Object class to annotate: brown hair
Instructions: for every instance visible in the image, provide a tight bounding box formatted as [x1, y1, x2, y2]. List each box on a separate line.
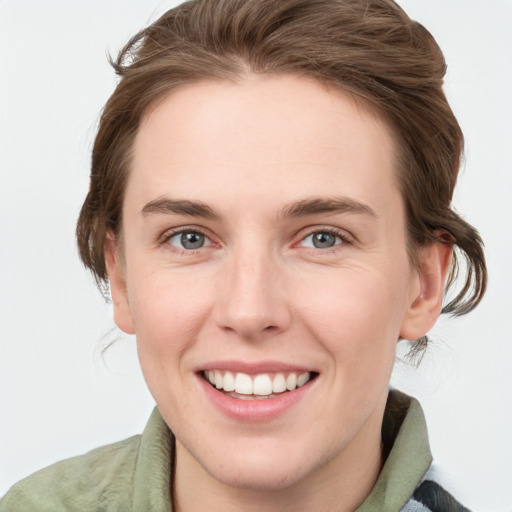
[77, 0, 486, 325]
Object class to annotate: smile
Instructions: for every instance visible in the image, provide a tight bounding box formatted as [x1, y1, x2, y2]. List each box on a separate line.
[203, 370, 316, 399]
[197, 365, 319, 422]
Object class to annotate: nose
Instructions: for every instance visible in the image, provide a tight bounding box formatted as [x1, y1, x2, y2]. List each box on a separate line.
[214, 246, 291, 341]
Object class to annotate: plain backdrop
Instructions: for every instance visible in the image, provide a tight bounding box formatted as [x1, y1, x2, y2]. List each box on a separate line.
[1, 1, 511, 510]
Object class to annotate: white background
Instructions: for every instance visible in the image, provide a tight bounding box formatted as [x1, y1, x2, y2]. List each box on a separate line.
[0, 1, 511, 510]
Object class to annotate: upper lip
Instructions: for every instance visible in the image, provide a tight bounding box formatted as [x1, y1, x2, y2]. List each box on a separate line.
[197, 360, 316, 375]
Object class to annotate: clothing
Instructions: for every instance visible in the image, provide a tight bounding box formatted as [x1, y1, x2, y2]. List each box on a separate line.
[0, 390, 469, 512]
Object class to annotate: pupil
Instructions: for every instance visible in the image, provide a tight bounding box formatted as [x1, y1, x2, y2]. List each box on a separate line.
[313, 232, 335, 248]
[181, 232, 204, 249]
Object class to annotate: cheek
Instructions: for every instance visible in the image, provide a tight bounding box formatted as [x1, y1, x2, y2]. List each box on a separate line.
[128, 270, 217, 416]
[127, 269, 214, 368]
[294, 268, 408, 436]
[295, 265, 408, 370]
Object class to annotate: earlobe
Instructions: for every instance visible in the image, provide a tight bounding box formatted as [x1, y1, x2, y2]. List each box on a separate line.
[400, 241, 453, 341]
[105, 234, 135, 335]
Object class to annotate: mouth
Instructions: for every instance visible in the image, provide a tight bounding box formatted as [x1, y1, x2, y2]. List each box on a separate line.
[201, 369, 319, 400]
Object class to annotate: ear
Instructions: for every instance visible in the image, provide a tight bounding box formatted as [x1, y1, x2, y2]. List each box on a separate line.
[399, 241, 453, 341]
[105, 233, 135, 335]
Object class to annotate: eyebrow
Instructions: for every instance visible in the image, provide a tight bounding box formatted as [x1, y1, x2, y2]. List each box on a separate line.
[280, 196, 377, 219]
[141, 198, 220, 220]
[141, 196, 376, 221]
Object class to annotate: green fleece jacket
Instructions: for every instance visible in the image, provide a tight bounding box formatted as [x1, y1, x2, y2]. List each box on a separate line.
[0, 390, 469, 511]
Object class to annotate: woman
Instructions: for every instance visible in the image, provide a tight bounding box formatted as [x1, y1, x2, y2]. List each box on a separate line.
[0, 0, 488, 510]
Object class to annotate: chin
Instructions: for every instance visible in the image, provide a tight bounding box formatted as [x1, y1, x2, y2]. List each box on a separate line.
[206, 458, 311, 491]
[181, 433, 334, 492]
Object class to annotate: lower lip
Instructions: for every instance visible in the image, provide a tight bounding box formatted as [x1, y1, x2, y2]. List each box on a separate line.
[198, 375, 315, 422]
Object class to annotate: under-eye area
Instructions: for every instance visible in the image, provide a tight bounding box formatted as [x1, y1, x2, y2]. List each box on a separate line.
[202, 370, 319, 400]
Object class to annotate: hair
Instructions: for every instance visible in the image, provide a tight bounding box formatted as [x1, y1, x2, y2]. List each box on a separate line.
[76, 0, 487, 339]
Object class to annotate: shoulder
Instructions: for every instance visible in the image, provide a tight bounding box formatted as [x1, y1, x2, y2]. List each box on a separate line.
[0, 434, 142, 512]
[401, 465, 471, 512]
[407, 479, 471, 512]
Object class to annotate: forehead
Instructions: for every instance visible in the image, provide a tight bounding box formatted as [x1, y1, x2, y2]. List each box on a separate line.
[128, 73, 400, 215]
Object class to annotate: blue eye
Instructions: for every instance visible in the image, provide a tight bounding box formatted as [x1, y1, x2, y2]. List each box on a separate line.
[168, 231, 211, 250]
[301, 231, 342, 249]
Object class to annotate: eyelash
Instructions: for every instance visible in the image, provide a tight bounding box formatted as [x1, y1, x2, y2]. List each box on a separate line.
[159, 226, 352, 255]
[296, 227, 352, 252]
[160, 227, 215, 255]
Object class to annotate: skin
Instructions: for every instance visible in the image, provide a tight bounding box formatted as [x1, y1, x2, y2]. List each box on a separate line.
[107, 74, 451, 512]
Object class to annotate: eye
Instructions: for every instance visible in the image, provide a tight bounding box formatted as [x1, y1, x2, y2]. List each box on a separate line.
[167, 231, 211, 250]
[300, 231, 344, 249]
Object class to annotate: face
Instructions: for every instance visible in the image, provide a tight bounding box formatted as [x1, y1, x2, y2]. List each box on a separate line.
[109, 74, 445, 492]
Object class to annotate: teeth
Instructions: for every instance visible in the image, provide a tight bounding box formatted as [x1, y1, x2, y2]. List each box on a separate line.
[286, 373, 297, 391]
[223, 371, 235, 392]
[214, 370, 223, 389]
[272, 373, 287, 393]
[253, 374, 273, 395]
[204, 370, 312, 396]
[297, 372, 310, 387]
[235, 373, 253, 395]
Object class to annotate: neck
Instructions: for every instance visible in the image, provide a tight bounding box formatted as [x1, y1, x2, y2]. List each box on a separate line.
[173, 414, 384, 512]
